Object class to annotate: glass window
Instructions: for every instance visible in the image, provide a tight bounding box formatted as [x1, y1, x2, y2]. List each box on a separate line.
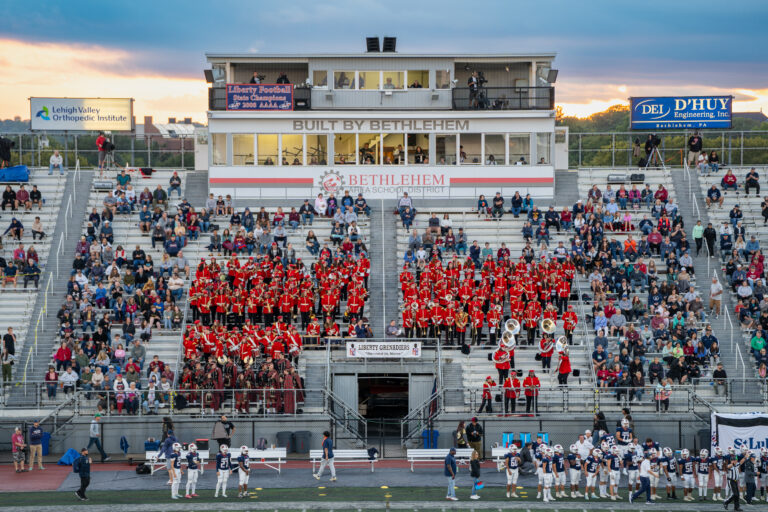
[536, 133, 551, 165]
[382, 71, 404, 90]
[212, 133, 227, 165]
[509, 134, 531, 165]
[407, 70, 429, 89]
[212, 64, 226, 86]
[312, 70, 328, 88]
[555, 128, 567, 144]
[407, 134, 429, 164]
[536, 63, 551, 86]
[435, 70, 451, 89]
[383, 133, 405, 164]
[358, 133, 381, 164]
[358, 71, 380, 90]
[334, 134, 356, 164]
[281, 134, 304, 166]
[232, 134, 254, 166]
[435, 135, 457, 165]
[484, 134, 505, 165]
[307, 134, 328, 165]
[257, 134, 278, 165]
[334, 71, 354, 89]
[459, 133, 481, 164]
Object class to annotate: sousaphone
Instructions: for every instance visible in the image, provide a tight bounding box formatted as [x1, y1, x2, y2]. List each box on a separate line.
[540, 318, 556, 335]
[504, 318, 521, 336]
[500, 330, 516, 350]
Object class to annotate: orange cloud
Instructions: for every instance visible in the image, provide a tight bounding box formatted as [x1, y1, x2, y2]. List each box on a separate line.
[0, 38, 207, 123]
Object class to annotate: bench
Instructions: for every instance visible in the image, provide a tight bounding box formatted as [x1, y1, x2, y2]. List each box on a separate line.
[145, 449, 209, 475]
[309, 449, 377, 473]
[228, 447, 287, 474]
[406, 448, 474, 472]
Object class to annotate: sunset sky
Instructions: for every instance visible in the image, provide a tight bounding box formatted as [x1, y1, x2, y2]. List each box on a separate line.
[2, 0, 766, 123]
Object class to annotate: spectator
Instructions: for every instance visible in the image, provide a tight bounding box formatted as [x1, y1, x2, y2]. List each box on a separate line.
[49, 149, 65, 175]
[745, 167, 760, 196]
[687, 132, 703, 165]
[30, 185, 43, 210]
[12, 426, 27, 473]
[74, 447, 92, 500]
[713, 362, 727, 396]
[168, 171, 182, 197]
[87, 414, 110, 462]
[654, 378, 671, 412]
[465, 417, 483, 458]
[721, 169, 738, 191]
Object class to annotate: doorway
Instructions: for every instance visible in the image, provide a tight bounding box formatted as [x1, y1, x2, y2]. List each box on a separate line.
[358, 374, 408, 436]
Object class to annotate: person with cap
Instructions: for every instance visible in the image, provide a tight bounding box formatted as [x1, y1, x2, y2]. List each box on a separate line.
[73, 447, 92, 501]
[466, 417, 484, 458]
[158, 428, 179, 484]
[629, 450, 657, 505]
[523, 369, 541, 414]
[477, 376, 496, 414]
[713, 361, 728, 396]
[745, 452, 758, 504]
[724, 451, 744, 510]
[445, 447, 458, 500]
[11, 426, 27, 472]
[28, 420, 45, 470]
[86, 413, 110, 462]
[212, 414, 235, 451]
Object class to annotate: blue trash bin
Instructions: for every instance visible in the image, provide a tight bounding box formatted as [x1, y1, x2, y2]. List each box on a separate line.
[430, 431, 440, 449]
[422, 430, 431, 449]
[41, 432, 51, 456]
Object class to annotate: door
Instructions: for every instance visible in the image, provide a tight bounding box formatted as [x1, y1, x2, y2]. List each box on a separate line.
[408, 374, 435, 414]
[333, 374, 358, 416]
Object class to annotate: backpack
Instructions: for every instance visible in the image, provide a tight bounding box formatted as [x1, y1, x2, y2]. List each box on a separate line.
[72, 457, 80, 473]
[135, 463, 151, 475]
[256, 437, 267, 451]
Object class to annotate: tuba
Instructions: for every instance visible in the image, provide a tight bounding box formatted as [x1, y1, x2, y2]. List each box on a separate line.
[500, 330, 516, 350]
[504, 318, 521, 336]
[540, 318, 556, 335]
[539, 337, 554, 354]
[555, 336, 568, 354]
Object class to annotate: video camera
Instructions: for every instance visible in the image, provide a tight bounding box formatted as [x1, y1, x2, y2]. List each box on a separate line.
[103, 140, 116, 152]
[477, 70, 488, 87]
[650, 134, 661, 147]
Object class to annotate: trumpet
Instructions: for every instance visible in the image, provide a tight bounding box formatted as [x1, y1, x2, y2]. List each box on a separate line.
[504, 318, 521, 336]
[500, 330, 516, 350]
[540, 318, 556, 335]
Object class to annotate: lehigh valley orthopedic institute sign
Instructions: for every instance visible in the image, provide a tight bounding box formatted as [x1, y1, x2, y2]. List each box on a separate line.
[346, 341, 422, 358]
[30, 97, 133, 131]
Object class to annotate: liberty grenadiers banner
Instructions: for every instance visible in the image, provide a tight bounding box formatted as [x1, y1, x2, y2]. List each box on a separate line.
[346, 341, 422, 358]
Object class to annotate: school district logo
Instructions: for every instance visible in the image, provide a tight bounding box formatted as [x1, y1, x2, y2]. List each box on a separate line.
[319, 170, 344, 194]
[36, 106, 50, 120]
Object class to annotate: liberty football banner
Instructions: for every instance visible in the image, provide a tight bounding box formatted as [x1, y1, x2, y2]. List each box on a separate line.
[346, 341, 422, 358]
[711, 412, 768, 452]
[226, 84, 293, 111]
[630, 96, 732, 129]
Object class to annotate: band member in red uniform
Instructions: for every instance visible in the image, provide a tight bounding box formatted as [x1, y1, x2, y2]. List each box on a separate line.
[402, 303, 415, 339]
[471, 307, 484, 346]
[524, 301, 541, 345]
[523, 369, 540, 414]
[539, 336, 554, 372]
[556, 348, 571, 386]
[562, 305, 578, 345]
[443, 303, 456, 344]
[298, 292, 314, 329]
[486, 304, 501, 345]
[415, 305, 430, 339]
[306, 316, 322, 344]
[502, 370, 521, 414]
[493, 345, 511, 383]
[455, 310, 469, 345]
[556, 277, 571, 314]
[478, 375, 496, 413]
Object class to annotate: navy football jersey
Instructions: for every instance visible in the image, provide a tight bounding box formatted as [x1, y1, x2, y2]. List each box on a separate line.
[567, 453, 582, 471]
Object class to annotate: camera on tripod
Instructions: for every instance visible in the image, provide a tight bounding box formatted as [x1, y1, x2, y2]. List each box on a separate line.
[476, 71, 488, 86]
[651, 134, 661, 147]
[104, 140, 116, 152]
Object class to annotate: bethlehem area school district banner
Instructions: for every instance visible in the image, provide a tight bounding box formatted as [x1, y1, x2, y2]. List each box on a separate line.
[630, 96, 732, 130]
[711, 412, 768, 452]
[346, 341, 422, 358]
[30, 98, 133, 131]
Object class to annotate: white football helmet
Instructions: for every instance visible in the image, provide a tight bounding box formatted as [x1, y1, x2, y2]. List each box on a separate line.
[727, 446, 736, 455]
[220, 444, 229, 453]
[611, 445, 620, 455]
[681, 448, 690, 458]
[601, 441, 610, 452]
[241, 445, 249, 454]
[570, 443, 578, 454]
[546, 447, 555, 457]
[714, 446, 723, 456]
[741, 445, 750, 453]
[662, 447, 673, 457]
[760, 447, 768, 457]
[649, 448, 657, 457]
[621, 418, 629, 428]
[172, 442, 181, 452]
[537, 443, 548, 454]
[509, 445, 519, 454]
[188, 443, 197, 452]
[593, 449, 603, 459]
[598, 430, 607, 438]
[554, 444, 563, 454]
[700, 449, 709, 459]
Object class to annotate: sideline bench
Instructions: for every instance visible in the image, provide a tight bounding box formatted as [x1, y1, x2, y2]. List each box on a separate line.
[309, 449, 377, 473]
[228, 447, 287, 474]
[492, 446, 513, 471]
[145, 449, 209, 475]
[406, 448, 473, 472]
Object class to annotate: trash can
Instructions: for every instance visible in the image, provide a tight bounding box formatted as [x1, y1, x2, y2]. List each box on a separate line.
[422, 430, 432, 449]
[430, 430, 440, 449]
[195, 438, 209, 451]
[276, 431, 294, 453]
[294, 431, 312, 454]
[41, 432, 51, 456]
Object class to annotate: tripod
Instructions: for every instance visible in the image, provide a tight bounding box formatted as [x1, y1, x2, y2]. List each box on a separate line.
[644, 146, 665, 170]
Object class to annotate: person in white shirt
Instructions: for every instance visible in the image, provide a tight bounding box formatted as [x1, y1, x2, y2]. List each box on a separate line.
[630, 451, 658, 504]
[709, 277, 723, 317]
[49, 150, 65, 175]
[60, 366, 79, 394]
[575, 432, 593, 460]
[314, 194, 328, 217]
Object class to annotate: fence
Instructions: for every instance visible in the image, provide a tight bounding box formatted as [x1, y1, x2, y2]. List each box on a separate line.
[570, 130, 768, 169]
[0, 131, 195, 170]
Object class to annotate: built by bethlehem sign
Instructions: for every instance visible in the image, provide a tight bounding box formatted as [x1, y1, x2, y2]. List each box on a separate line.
[226, 84, 294, 111]
[346, 341, 422, 359]
[630, 96, 732, 130]
[711, 412, 768, 452]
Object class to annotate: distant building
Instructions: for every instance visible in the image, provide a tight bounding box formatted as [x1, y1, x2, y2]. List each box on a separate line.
[733, 111, 767, 123]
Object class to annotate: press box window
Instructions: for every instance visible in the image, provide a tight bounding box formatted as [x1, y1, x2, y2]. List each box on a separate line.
[460, 133, 481, 164]
[383, 133, 405, 164]
[509, 134, 531, 165]
[484, 134, 505, 165]
[435, 135, 456, 165]
[312, 70, 328, 88]
[257, 134, 278, 165]
[211, 133, 227, 165]
[306, 134, 328, 165]
[335, 134, 356, 164]
[407, 70, 429, 88]
[232, 134, 254, 166]
[536, 133, 551, 165]
[334, 71, 354, 89]
[282, 134, 304, 165]
[435, 70, 451, 89]
[358, 71, 380, 90]
[382, 71, 404, 89]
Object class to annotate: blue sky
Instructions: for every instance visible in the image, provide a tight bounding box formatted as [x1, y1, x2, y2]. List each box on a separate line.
[2, 0, 767, 119]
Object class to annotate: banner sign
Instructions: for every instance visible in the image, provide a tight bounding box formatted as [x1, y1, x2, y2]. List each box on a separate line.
[346, 341, 422, 359]
[711, 412, 768, 452]
[30, 98, 133, 131]
[226, 84, 294, 111]
[630, 96, 732, 130]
